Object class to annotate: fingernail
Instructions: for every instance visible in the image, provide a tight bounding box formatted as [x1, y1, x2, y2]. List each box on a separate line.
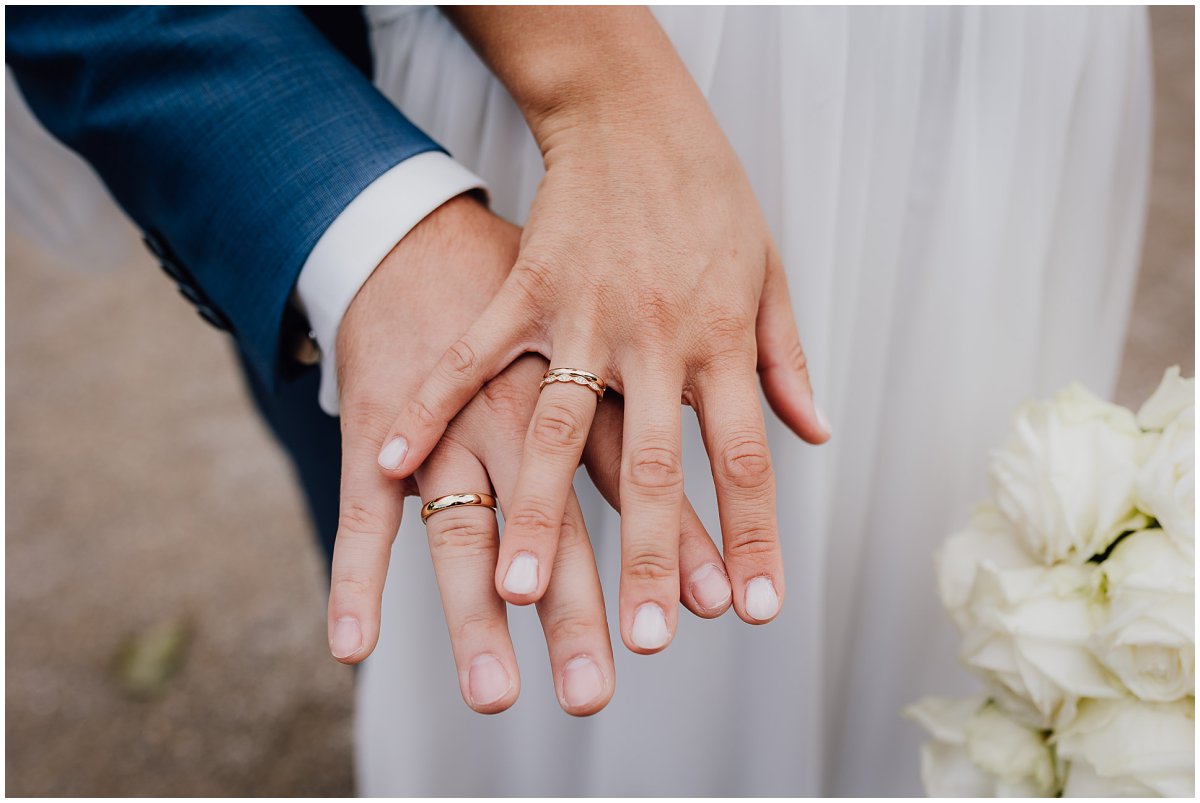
[745, 577, 780, 621]
[631, 603, 671, 650]
[562, 656, 605, 708]
[689, 564, 732, 611]
[502, 552, 539, 595]
[468, 654, 511, 706]
[377, 436, 408, 470]
[330, 616, 362, 659]
[815, 404, 832, 437]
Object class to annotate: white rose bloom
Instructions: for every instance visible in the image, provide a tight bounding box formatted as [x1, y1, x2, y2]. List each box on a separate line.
[1090, 529, 1194, 701]
[1136, 365, 1195, 431]
[1056, 697, 1195, 797]
[936, 506, 1038, 630]
[959, 561, 1122, 727]
[1136, 409, 1195, 557]
[989, 384, 1143, 564]
[906, 696, 1057, 796]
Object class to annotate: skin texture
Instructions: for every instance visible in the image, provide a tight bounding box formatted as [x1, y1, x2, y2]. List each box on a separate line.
[326, 194, 732, 715]
[376, 8, 830, 653]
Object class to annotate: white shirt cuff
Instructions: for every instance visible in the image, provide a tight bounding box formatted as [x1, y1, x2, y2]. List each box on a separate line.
[295, 151, 487, 416]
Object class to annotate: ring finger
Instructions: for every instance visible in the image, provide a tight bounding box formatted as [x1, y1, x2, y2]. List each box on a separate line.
[418, 444, 520, 714]
[693, 366, 784, 624]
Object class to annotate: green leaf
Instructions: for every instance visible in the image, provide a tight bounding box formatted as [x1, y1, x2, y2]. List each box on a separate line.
[112, 617, 192, 698]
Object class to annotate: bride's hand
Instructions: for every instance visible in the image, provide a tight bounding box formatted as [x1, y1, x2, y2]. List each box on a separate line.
[376, 8, 830, 652]
[327, 194, 732, 710]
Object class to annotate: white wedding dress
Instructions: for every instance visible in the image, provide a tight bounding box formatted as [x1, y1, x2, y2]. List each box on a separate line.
[358, 6, 1152, 796]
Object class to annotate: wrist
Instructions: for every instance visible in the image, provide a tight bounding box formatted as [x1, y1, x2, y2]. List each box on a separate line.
[445, 7, 699, 151]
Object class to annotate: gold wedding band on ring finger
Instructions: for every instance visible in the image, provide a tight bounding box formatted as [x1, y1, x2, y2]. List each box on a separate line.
[421, 492, 499, 524]
[540, 368, 607, 401]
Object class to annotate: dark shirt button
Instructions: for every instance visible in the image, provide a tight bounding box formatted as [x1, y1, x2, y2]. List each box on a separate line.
[142, 233, 166, 260]
[196, 305, 228, 331]
[177, 283, 202, 306]
[159, 259, 184, 282]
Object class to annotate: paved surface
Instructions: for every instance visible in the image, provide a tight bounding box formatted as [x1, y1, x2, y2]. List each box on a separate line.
[5, 9, 1193, 796]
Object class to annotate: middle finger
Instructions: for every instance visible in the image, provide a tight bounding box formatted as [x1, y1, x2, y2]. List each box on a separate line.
[617, 365, 686, 654]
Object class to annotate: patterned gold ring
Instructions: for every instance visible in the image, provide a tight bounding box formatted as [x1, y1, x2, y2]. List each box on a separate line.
[420, 492, 498, 525]
[539, 368, 607, 401]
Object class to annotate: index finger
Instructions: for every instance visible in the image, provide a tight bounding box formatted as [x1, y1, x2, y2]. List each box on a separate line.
[327, 409, 407, 664]
[376, 283, 532, 479]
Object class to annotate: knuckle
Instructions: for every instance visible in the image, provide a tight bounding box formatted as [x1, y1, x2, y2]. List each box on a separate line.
[724, 525, 779, 560]
[705, 307, 754, 344]
[442, 338, 479, 379]
[633, 287, 682, 335]
[406, 396, 439, 429]
[506, 496, 561, 536]
[343, 400, 395, 440]
[626, 441, 684, 495]
[338, 497, 391, 539]
[480, 377, 529, 420]
[531, 401, 587, 452]
[452, 610, 500, 645]
[545, 610, 598, 644]
[331, 573, 373, 603]
[556, 511, 585, 547]
[508, 257, 557, 303]
[695, 344, 752, 380]
[427, 513, 495, 559]
[624, 549, 678, 584]
[716, 432, 773, 491]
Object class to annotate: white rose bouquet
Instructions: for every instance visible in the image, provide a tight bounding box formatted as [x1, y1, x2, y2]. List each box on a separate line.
[908, 367, 1195, 797]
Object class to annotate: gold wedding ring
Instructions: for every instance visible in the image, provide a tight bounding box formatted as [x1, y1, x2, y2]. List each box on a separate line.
[420, 492, 498, 524]
[539, 368, 607, 401]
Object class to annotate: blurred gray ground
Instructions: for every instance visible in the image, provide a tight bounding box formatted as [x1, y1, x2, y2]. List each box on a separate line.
[5, 9, 1194, 796]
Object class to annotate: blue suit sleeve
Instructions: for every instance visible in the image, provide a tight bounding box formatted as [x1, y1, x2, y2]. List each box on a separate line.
[6, 6, 443, 387]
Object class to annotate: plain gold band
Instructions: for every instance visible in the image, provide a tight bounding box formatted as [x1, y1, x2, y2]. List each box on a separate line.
[420, 492, 498, 524]
[539, 368, 607, 401]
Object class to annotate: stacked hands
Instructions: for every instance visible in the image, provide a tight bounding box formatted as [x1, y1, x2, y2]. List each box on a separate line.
[325, 8, 830, 716]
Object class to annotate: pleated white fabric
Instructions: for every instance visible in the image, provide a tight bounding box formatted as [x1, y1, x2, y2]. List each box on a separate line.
[359, 6, 1152, 796]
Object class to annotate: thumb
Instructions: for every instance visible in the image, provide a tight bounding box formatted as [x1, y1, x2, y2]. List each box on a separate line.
[755, 251, 831, 444]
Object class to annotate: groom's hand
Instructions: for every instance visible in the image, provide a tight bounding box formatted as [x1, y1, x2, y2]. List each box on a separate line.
[326, 193, 513, 665]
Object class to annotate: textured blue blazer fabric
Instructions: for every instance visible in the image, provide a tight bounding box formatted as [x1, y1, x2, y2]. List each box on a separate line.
[6, 5, 443, 387]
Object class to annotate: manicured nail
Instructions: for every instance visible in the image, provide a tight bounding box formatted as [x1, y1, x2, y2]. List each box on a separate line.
[330, 616, 362, 659]
[745, 577, 780, 621]
[631, 603, 671, 650]
[562, 656, 605, 709]
[502, 552, 539, 595]
[815, 404, 832, 437]
[377, 436, 408, 470]
[689, 564, 732, 611]
[468, 654, 511, 706]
